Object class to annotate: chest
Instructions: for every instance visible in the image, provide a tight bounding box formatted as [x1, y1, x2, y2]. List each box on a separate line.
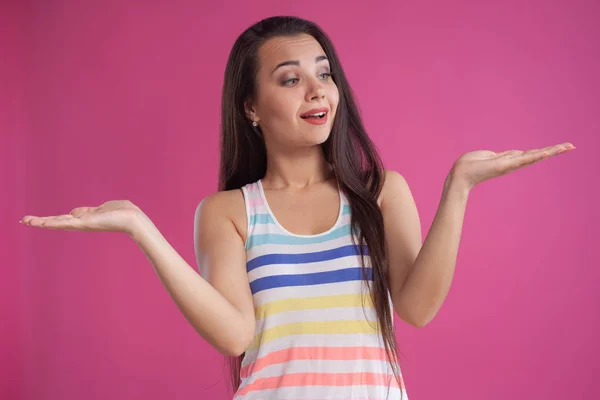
[264, 188, 341, 236]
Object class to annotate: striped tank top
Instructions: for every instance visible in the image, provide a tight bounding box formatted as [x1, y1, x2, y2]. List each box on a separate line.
[234, 178, 408, 400]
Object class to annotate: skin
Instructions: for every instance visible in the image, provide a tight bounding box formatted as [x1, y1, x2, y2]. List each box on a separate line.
[20, 33, 576, 348]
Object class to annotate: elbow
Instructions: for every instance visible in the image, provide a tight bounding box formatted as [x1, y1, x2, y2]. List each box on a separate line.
[412, 318, 429, 329]
[219, 329, 254, 357]
[397, 302, 435, 328]
[221, 337, 252, 357]
[412, 312, 436, 328]
[401, 310, 431, 329]
[219, 346, 242, 358]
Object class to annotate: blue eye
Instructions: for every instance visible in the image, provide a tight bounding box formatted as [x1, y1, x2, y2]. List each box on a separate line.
[319, 72, 333, 80]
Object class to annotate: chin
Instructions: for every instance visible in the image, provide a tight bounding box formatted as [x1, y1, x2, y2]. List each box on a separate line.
[301, 129, 332, 146]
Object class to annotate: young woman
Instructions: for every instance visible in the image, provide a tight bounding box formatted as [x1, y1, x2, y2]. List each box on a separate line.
[20, 15, 574, 400]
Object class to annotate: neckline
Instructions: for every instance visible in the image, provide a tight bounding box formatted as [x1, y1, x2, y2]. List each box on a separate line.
[257, 178, 344, 238]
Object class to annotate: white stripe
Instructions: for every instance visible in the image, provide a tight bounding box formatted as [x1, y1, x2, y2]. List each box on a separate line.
[235, 384, 407, 400]
[247, 225, 357, 259]
[255, 305, 379, 329]
[245, 358, 398, 378]
[251, 279, 373, 306]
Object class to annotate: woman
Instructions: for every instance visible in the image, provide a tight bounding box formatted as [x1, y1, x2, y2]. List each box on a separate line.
[20, 15, 574, 400]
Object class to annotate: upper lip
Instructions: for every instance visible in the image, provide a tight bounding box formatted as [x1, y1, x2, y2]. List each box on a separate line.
[300, 107, 329, 117]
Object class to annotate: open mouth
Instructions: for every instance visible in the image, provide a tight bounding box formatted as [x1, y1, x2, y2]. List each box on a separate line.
[300, 111, 328, 119]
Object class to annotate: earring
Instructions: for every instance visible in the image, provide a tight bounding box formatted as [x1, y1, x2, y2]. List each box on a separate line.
[251, 120, 263, 137]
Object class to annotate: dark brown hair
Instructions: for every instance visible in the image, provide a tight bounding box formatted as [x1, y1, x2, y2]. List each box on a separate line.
[218, 15, 404, 399]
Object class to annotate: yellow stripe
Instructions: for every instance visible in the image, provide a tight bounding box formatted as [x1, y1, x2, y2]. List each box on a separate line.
[249, 319, 381, 350]
[255, 293, 375, 319]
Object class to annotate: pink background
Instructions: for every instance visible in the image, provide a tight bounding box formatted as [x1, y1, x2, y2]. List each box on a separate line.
[3, 1, 599, 399]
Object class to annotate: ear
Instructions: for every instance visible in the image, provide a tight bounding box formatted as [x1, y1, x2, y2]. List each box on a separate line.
[244, 98, 259, 122]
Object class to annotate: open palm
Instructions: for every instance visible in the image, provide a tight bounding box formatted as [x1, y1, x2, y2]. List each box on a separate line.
[452, 142, 575, 190]
[19, 200, 142, 234]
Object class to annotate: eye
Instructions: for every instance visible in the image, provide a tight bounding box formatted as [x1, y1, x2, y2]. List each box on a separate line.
[282, 78, 299, 86]
[282, 72, 333, 87]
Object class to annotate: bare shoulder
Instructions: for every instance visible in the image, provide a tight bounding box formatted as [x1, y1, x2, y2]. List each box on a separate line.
[195, 189, 248, 244]
[379, 169, 411, 208]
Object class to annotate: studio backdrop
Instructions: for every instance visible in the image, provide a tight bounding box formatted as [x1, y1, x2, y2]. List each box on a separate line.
[3, 1, 598, 399]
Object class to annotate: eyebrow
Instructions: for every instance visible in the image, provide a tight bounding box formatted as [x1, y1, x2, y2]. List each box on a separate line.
[270, 55, 329, 75]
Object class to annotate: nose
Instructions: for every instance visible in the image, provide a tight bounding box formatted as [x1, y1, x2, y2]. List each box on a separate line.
[305, 78, 325, 101]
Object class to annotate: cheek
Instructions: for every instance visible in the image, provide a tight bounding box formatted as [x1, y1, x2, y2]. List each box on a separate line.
[260, 89, 298, 121]
[330, 87, 340, 112]
[278, 97, 299, 118]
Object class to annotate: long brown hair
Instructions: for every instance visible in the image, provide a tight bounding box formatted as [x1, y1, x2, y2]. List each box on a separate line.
[218, 16, 404, 399]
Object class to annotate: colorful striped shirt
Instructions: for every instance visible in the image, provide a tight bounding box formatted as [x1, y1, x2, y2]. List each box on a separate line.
[234, 179, 408, 400]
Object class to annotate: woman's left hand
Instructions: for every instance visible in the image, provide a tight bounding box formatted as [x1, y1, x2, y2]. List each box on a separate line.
[450, 142, 576, 191]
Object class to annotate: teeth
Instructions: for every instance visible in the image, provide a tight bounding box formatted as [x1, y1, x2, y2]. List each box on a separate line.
[304, 112, 326, 117]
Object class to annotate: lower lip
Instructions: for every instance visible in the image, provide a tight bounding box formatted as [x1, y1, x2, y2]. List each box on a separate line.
[300, 113, 328, 125]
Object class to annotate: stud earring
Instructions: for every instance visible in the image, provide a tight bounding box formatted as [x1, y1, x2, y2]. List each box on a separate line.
[251, 120, 263, 138]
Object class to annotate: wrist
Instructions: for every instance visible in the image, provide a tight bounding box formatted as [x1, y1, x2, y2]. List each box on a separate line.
[127, 210, 154, 242]
[444, 169, 471, 199]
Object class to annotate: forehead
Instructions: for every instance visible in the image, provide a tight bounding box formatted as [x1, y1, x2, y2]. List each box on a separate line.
[257, 34, 327, 70]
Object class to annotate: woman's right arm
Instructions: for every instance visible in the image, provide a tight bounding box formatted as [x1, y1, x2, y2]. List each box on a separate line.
[130, 191, 255, 356]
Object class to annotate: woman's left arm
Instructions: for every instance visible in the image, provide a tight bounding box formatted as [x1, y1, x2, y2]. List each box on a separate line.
[382, 142, 575, 328]
[381, 170, 468, 328]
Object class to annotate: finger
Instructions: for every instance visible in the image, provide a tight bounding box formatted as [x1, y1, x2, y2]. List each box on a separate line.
[38, 216, 84, 231]
[536, 143, 575, 158]
[497, 143, 575, 173]
[496, 150, 545, 172]
[511, 145, 571, 169]
[512, 143, 575, 159]
[22, 215, 75, 228]
[496, 150, 523, 157]
[20, 215, 56, 225]
[32, 215, 84, 230]
[509, 146, 556, 164]
[70, 207, 95, 216]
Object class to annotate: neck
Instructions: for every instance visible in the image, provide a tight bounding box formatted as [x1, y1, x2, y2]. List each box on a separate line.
[262, 146, 334, 189]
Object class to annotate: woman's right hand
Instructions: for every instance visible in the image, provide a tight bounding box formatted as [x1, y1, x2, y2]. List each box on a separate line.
[19, 200, 143, 236]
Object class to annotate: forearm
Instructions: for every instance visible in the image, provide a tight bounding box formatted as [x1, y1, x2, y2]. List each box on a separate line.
[397, 173, 470, 327]
[128, 212, 251, 356]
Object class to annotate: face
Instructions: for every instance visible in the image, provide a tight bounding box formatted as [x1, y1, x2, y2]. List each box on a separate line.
[245, 34, 339, 148]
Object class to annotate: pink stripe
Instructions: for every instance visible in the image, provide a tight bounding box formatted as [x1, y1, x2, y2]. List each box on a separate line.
[247, 197, 264, 207]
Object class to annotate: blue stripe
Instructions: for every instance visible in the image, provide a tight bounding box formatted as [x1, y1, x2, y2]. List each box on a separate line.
[342, 204, 351, 215]
[250, 267, 373, 294]
[247, 244, 368, 272]
[247, 224, 354, 249]
[249, 213, 274, 225]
